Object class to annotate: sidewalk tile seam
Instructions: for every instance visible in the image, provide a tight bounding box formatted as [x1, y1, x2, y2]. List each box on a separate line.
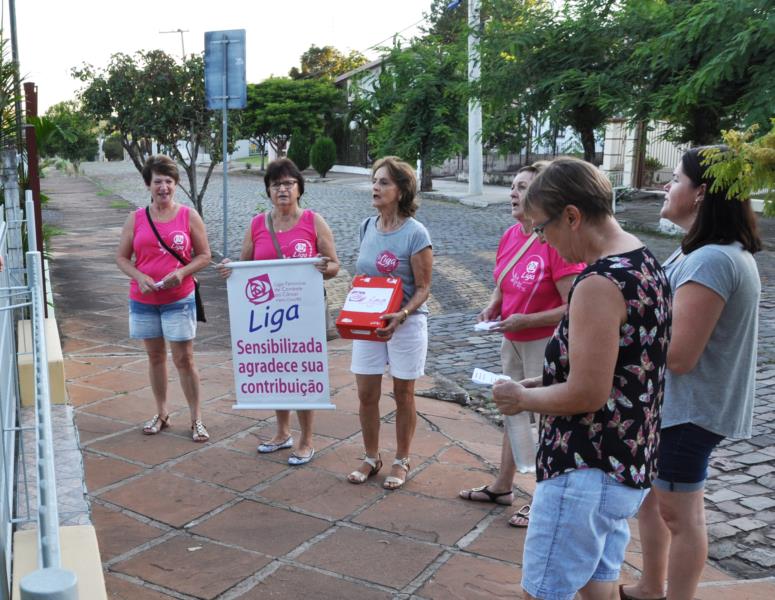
[101, 529, 179, 569]
[104, 572, 198, 600]
[401, 549, 455, 596]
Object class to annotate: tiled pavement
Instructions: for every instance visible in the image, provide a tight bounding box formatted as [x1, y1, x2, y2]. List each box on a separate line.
[43, 167, 775, 598]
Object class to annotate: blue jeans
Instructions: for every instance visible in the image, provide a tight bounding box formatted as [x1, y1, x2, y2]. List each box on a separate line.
[522, 468, 648, 600]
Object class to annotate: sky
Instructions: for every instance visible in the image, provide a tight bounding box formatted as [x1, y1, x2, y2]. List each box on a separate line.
[8, 0, 435, 112]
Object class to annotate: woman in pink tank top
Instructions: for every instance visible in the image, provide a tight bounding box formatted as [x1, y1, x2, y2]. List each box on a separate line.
[116, 155, 212, 442]
[217, 158, 339, 465]
[459, 162, 585, 527]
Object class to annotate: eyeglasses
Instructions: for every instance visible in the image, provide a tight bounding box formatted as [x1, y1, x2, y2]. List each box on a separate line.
[532, 214, 559, 240]
[270, 180, 298, 191]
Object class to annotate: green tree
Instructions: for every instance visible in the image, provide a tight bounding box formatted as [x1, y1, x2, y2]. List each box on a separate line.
[702, 120, 775, 216]
[242, 77, 343, 159]
[102, 133, 124, 161]
[627, 0, 775, 145]
[0, 35, 20, 150]
[310, 136, 337, 177]
[73, 50, 237, 215]
[287, 127, 311, 171]
[367, 36, 467, 191]
[480, 0, 643, 163]
[289, 45, 368, 80]
[39, 101, 98, 168]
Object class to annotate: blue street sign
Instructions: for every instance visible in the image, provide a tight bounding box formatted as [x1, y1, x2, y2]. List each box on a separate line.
[204, 29, 247, 109]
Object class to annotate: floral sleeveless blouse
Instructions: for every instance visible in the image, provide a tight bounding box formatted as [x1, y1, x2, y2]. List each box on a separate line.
[537, 247, 672, 489]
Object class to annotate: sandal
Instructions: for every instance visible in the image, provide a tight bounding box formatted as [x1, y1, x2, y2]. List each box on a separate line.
[348, 454, 382, 484]
[143, 414, 170, 435]
[618, 585, 665, 600]
[459, 484, 514, 506]
[257, 436, 294, 454]
[383, 457, 410, 490]
[508, 504, 531, 528]
[191, 420, 210, 443]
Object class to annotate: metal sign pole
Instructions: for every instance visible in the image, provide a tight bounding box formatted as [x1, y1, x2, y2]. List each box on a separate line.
[221, 34, 230, 258]
[205, 29, 245, 259]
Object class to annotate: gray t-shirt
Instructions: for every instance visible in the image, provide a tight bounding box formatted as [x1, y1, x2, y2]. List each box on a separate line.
[356, 216, 432, 313]
[662, 242, 760, 438]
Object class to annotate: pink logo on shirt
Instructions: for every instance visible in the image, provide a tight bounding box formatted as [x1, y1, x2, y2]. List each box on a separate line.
[168, 230, 189, 253]
[289, 239, 314, 258]
[376, 251, 399, 274]
[245, 274, 274, 305]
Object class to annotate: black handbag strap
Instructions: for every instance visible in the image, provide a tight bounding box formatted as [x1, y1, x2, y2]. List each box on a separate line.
[264, 211, 285, 259]
[145, 206, 189, 266]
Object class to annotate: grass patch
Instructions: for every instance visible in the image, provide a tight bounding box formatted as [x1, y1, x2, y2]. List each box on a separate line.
[236, 155, 268, 168]
[96, 189, 113, 197]
[109, 199, 133, 209]
[43, 224, 65, 238]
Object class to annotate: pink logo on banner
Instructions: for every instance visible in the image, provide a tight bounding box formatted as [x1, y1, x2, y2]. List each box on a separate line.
[349, 290, 366, 302]
[245, 274, 275, 305]
[376, 251, 399, 274]
[289, 239, 315, 258]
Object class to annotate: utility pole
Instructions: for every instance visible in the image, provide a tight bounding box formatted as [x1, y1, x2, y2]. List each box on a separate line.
[467, 0, 483, 196]
[160, 28, 189, 59]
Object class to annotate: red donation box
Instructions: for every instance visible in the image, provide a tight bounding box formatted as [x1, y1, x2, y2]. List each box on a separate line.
[336, 276, 403, 341]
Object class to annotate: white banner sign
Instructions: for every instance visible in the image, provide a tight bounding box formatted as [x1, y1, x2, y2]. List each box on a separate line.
[226, 258, 334, 410]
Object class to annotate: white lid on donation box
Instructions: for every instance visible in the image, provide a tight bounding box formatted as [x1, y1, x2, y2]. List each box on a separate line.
[342, 286, 396, 313]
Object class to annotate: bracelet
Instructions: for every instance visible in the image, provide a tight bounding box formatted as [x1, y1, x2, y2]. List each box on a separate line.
[401, 309, 409, 323]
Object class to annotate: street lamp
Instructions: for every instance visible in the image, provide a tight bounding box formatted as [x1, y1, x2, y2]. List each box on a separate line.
[160, 28, 189, 59]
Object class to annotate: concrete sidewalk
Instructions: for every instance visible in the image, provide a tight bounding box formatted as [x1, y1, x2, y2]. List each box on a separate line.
[44, 170, 774, 599]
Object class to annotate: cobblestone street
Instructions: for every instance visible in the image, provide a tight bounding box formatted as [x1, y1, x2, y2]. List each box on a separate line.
[79, 161, 775, 580]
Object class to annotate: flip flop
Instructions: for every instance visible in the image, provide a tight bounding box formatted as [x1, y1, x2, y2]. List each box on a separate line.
[508, 504, 531, 528]
[288, 448, 315, 466]
[618, 585, 665, 600]
[257, 436, 294, 453]
[459, 484, 514, 506]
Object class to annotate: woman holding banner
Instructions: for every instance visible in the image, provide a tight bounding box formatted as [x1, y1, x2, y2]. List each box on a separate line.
[116, 155, 212, 443]
[218, 158, 339, 465]
[347, 156, 433, 491]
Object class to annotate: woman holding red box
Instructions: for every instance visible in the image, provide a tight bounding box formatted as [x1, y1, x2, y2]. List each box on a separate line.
[347, 156, 433, 490]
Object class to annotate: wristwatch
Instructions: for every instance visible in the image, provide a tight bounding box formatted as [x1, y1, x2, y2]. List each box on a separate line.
[401, 309, 409, 323]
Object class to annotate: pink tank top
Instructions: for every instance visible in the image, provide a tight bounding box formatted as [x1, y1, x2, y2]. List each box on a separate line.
[251, 209, 318, 260]
[130, 206, 196, 304]
[493, 223, 585, 341]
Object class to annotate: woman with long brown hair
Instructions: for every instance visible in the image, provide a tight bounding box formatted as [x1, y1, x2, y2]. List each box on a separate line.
[622, 146, 761, 600]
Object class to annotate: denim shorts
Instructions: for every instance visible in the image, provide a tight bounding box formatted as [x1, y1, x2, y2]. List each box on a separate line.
[653, 423, 724, 492]
[522, 468, 648, 600]
[129, 293, 196, 342]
